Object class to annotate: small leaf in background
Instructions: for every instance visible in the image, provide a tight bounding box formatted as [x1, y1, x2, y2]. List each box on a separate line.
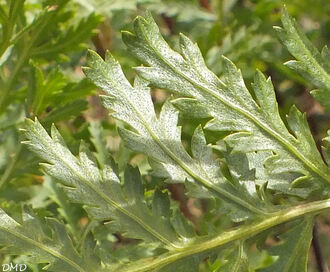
[275, 7, 330, 112]
[259, 217, 314, 272]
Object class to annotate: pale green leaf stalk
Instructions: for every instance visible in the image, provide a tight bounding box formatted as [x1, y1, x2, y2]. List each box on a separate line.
[114, 200, 330, 272]
[275, 7, 330, 112]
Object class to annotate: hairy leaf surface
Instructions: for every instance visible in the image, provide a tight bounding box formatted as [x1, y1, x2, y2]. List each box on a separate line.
[275, 7, 330, 112]
[83, 50, 265, 220]
[0, 207, 100, 272]
[22, 119, 178, 247]
[16, 7, 330, 272]
[120, 11, 330, 195]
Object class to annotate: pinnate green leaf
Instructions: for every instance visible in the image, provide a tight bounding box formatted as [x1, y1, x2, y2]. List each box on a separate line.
[83, 50, 265, 220]
[120, 11, 330, 195]
[15, 7, 330, 272]
[0, 206, 101, 272]
[22, 118, 179, 247]
[275, 7, 330, 111]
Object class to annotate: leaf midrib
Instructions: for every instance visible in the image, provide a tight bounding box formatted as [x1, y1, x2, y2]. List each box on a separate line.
[96, 57, 264, 215]
[136, 18, 330, 184]
[0, 223, 85, 272]
[33, 124, 177, 248]
[281, 16, 330, 90]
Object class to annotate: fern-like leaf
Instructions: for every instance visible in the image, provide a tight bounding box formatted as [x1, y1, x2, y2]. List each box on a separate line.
[19, 8, 330, 272]
[119, 11, 330, 195]
[0, 207, 100, 271]
[275, 7, 330, 111]
[83, 50, 265, 220]
[22, 119, 179, 247]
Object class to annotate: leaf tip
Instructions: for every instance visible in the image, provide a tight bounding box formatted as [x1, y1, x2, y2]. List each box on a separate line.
[86, 49, 103, 65]
[121, 30, 136, 45]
